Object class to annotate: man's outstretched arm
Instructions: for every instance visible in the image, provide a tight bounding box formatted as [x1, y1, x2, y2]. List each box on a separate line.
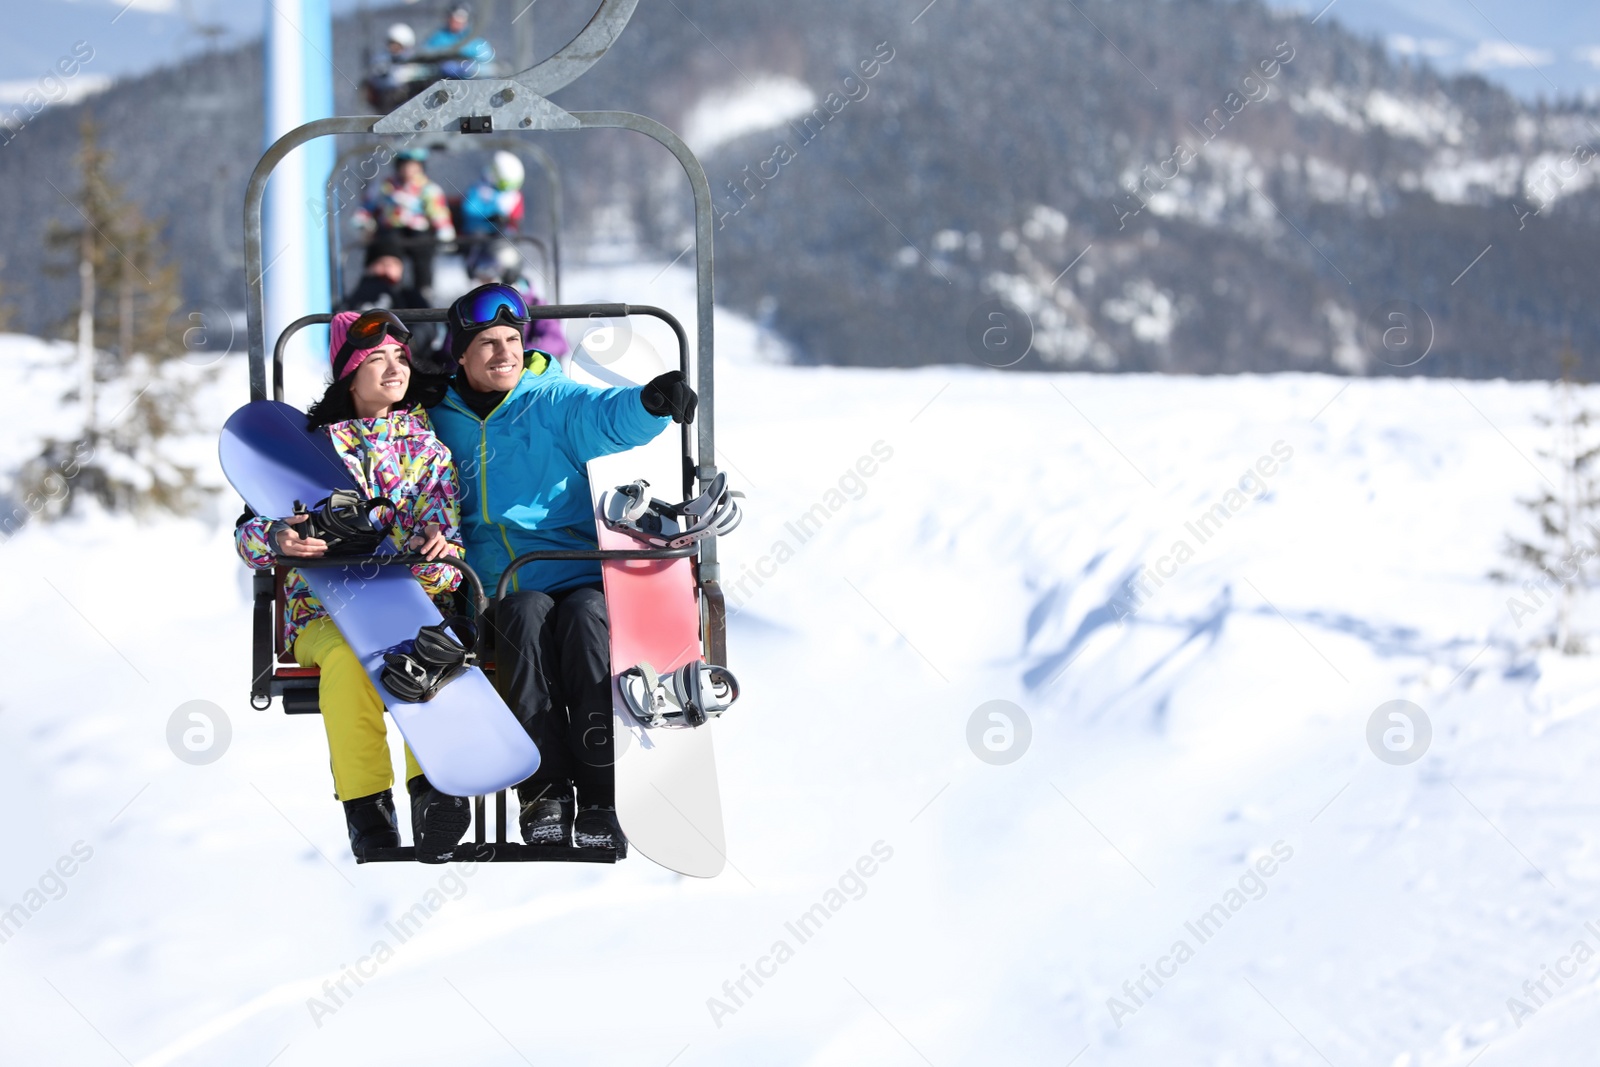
[556, 371, 696, 465]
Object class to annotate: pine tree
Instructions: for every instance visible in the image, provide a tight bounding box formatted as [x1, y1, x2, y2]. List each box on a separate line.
[1495, 348, 1600, 653]
[0, 256, 19, 333]
[20, 114, 209, 519]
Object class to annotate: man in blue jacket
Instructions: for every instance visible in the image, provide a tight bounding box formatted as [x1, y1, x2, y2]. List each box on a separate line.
[429, 283, 697, 851]
[420, 5, 494, 79]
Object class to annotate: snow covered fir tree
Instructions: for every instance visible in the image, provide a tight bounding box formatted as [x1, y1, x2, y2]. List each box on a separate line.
[15, 114, 209, 524]
[1495, 350, 1600, 654]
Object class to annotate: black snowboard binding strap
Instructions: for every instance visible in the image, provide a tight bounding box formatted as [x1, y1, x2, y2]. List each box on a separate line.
[381, 615, 479, 703]
[599, 471, 741, 551]
[291, 489, 398, 556]
[619, 660, 739, 729]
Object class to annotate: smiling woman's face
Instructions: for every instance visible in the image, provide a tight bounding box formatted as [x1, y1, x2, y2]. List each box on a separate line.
[348, 343, 410, 418]
[460, 325, 525, 393]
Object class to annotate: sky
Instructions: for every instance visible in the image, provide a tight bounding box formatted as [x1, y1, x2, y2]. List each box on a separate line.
[1268, 0, 1600, 101]
[2, 0, 1597, 106]
[0, 0, 388, 107]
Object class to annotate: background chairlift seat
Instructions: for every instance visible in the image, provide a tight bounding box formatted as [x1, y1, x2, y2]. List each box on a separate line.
[326, 137, 564, 306]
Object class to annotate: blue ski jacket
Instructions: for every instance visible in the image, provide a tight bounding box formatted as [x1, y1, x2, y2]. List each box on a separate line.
[421, 29, 494, 62]
[460, 182, 523, 236]
[429, 353, 669, 597]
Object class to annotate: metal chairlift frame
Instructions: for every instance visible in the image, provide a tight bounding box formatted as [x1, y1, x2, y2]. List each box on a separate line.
[239, 0, 728, 862]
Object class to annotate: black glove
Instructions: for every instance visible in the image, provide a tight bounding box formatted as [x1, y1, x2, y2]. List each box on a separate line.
[640, 370, 698, 424]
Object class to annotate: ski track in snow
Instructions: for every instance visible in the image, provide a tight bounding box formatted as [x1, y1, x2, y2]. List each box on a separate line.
[1, 258, 1598, 1065]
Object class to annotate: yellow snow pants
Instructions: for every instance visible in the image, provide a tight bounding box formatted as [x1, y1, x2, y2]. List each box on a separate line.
[293, 616, 422, 801]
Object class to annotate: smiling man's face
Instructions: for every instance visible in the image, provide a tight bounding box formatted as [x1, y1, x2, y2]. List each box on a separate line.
[460, 325, 525, 393]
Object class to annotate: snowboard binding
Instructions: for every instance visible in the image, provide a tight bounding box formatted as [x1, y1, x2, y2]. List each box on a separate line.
[599, 471, 741, 550]
[381, 615, 479, 703]
[291, 489, 398, 556]
[619, 660, 739, 729]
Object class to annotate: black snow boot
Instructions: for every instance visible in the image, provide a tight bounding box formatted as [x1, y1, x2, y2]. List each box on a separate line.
[343, 789, 400, 859]
[574, 805, 625, 851]
[517, 781, 574, 846]
[407, 774, 471, 864]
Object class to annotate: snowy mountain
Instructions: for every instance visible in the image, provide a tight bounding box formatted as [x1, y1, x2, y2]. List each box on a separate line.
[1, 0, 1598, 379]
[694, 0, 1600, 377]
[2, 258, 1598, 1064]
[11, 0, 1600, 104]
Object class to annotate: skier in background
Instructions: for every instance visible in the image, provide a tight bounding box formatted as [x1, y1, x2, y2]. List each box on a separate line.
[421, 4, 495, 79]
[459, 151, 526, 242]
[353, 147, 456, 302]
[338, 236, 425, 313]
[457, 150, 528, 310]
[385, 21, 416, 59]
[337, 236, 447, 372]
[234, 310, 471, 864]
[427, 283, 697, 851]
[362, 23, 418, 110]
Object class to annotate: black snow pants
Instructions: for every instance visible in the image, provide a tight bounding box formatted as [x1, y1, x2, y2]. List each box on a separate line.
[489, 584, 614, 807]
[377, 227, 439, 298]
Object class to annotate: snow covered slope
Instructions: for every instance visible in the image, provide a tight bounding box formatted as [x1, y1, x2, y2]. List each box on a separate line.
[0, 260, 1596, 1066]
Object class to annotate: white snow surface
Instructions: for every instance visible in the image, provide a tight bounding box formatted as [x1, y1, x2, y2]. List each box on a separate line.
[0, 74, 111, 114]
[2, 260, 1599, 1065]
[1143, 82, 1600, 230]
[680, 75, 817, 158]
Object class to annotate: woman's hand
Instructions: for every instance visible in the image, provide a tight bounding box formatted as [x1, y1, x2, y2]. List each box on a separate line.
[407, 521, 451, 561]
[274, 514, 328, 558]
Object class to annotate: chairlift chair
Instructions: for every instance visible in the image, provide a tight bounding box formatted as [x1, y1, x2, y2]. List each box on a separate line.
[241, 0, 727, 863]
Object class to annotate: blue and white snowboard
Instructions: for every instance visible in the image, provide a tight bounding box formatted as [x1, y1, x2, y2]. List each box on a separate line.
[219, 401, 541, 798]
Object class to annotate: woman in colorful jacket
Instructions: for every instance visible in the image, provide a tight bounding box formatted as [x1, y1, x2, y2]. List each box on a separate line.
[234, 310, 472, 863]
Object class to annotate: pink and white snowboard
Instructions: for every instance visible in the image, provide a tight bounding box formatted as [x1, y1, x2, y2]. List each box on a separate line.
[569, 328, 727, 878]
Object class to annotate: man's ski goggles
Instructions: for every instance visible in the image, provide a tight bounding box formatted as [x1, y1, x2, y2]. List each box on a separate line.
[448, 282, 530, 333]
[336, 309, 413, 367]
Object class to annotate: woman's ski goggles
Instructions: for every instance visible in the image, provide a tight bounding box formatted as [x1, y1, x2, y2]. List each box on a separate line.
[335, 309, 413, 376]
[345, 308, 413, 347]
[448, 282, 530, 333]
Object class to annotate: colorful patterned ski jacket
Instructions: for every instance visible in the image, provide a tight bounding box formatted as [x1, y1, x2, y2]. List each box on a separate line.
[234, 408, 464, 650]
[355, 176, 457, 241]
[428, 353, 668, 597]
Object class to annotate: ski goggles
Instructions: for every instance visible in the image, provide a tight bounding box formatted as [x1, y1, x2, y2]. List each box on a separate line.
[448, 282, 530, 334]
[335, 309, 413, 377]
